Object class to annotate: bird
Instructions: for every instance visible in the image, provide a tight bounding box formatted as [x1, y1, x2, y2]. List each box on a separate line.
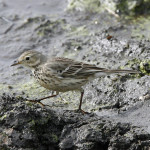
[11, 50, 139, 113]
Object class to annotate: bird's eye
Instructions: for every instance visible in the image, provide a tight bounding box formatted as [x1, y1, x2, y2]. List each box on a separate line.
[26, 57, 30, 60]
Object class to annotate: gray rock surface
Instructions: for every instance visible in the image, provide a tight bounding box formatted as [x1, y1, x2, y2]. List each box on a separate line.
[1, 95, 150, 150]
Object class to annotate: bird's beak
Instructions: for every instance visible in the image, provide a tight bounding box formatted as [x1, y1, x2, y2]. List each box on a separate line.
[11, 61, 21, 66]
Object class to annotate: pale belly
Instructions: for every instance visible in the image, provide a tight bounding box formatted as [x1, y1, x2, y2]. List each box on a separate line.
[35, 76, 87, 92]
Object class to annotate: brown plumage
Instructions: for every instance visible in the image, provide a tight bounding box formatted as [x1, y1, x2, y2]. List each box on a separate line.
[11, 50, 139, 113]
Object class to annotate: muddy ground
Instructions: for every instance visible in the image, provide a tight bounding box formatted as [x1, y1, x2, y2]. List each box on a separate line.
[0, 0, 150, 149]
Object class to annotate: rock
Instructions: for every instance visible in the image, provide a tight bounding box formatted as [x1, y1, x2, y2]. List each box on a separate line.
[67, 0, 150, 16]
[0, 95, 150, 149]
[67, 0, 101, 13]
[100, 0, 150, 16]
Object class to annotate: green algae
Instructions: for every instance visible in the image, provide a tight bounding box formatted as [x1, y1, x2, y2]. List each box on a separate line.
[139, 60, 150, 75]
[30, 116, 51, 129]
[67, 0, 101, 13]
[18, 80, 48, 96]
[101, 0, 150, 17]
[134, 0, 150, 15]
[35, 18, 89, 38]
[9, 79, 49, 100]
[66, 25, 89, 37]
[131, 16, 150, 40]
[51, 134, 58, 143]
[0, 79, 49, 99]
[36, 19, 66, 37]
[0, 114, 7, 121]
[0, 78, 81, 110]
[116, 1, 136, 16]
[126, 59, 150, 76]
[29, 120, 36, 126]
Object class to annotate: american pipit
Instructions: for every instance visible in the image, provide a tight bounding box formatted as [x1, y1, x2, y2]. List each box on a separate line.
[11, 50, 139, 113]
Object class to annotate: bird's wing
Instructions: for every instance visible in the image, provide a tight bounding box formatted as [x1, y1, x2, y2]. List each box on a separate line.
[43, 57, 106, 79]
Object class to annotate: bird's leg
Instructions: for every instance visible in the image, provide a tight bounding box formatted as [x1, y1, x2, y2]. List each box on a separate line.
[78, 90, 84, 110]
[26, 91, 58, 106]
[76, 90, 87, 114]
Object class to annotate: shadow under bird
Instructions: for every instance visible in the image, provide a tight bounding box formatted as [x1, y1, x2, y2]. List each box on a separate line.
[11, 50, 139, 113]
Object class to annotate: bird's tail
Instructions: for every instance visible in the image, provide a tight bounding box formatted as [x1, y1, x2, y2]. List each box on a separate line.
[94, 69, 140, 78]
[104, 69, 140, 74]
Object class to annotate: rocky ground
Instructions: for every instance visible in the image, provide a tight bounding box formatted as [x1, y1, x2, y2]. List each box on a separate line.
[0, 0, 150, 149]
[1, 95, 150, 150]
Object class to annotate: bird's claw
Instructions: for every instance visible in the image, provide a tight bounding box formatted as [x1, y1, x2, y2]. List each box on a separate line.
[75, 109, 89, 114]
[26, 99, 50, 107]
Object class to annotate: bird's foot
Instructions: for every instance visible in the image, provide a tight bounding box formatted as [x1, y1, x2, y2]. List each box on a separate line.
[26, 99, 50, 107]
[74, 109, 89, 114]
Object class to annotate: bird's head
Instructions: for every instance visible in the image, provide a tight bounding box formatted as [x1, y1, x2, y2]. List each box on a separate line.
[11, 50, 46, 68]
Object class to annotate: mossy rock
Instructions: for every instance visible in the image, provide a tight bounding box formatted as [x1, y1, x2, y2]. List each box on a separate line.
[100, 0, 150, 16]
[36, 19, 66, 37]
[67, 0, 101, 13]
[126, 59, 150, 76]
[140, 59, 150, 75]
